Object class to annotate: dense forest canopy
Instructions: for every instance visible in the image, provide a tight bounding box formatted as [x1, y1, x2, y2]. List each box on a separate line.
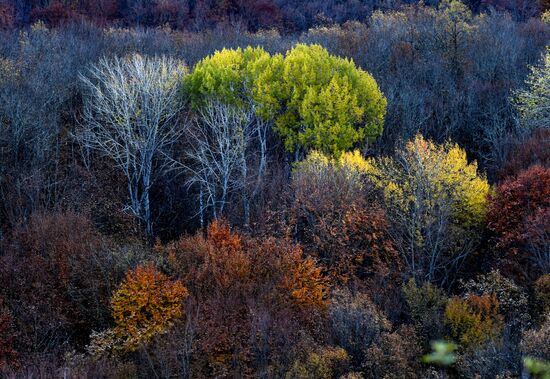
[0, 0, 549, 377]
[0, 0, 547, 30]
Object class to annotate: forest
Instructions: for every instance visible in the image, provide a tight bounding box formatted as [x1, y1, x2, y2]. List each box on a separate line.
[0, 0, 549, 378]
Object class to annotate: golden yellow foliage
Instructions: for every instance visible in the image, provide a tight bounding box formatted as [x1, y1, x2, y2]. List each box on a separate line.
[285, 346, 350, 379]
[109, 263, 188, 352]
[445, 294, 503, 349]
[368, 134, 489, 226]
[365, 135, 489, 284]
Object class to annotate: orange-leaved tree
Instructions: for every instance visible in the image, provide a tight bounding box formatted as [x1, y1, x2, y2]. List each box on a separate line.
[90, 263, 188, 354]
[161, 219, 328, 377]
[111, 264, 188, 351]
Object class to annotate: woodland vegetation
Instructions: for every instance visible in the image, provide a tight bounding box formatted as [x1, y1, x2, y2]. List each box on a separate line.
[0, 0, 550, 378]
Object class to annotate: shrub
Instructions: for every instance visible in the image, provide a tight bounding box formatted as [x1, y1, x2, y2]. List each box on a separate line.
[0, 212, 106, 353]
[89, 263, 188, 355]
[0, 299, 17, 369]
[0, 2, 13, 30]
[329, 289, 390, 368]
[285, 346, 350, 379]
[160, 220, 328, 377]
[111, 264, 188, 352]
[30, 1, 73, 27]
[455, 340, 519, 378]
[291, 150, 400, 286]
[403, 279, 448, 344]
[445, 294, 503, 349]
[364, 325, 423, 379]
[535, 274, 550, 317]
[521, 314, 550, 361]
[462, 270, 530, 330]
[499, 128, 550, 179]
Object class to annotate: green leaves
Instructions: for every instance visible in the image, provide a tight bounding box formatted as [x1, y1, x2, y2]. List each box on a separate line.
[524, 357, 550, 379]
[422, 341, 457, 366]
[184, 44, 387, 158]
[184, 46, 271, 109]
[256, 44, 386, 157]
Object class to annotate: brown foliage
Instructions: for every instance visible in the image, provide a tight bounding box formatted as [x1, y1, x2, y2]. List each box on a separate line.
[462, 270, 530, 330]
[151, 0, 187, 27]
[0, 298, 17, 369]
[196, 0, 281, 31]
[328, 289, 391, 369]
[487, 165, 550, 281]
[364, 325, 423, 379]
[160, 220, 328, 377]
[0, 1, 13, 30]
[535, 274, 550, 315]
[499, 129, 550, 179]
[0, 212, 100, 333]
[402, 280, 448, 344]
[521, 313, 550, 361]
[289, 155, 401, 291]
[30, 1, 74, 27]
[0, 211, 128, 354]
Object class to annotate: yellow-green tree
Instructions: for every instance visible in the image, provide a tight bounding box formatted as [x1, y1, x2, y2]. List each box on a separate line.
[184, 45, 386, 158]
[184, 46, 271, 109]
[254, 44, 387, 158]
[367, 135, 489, 285]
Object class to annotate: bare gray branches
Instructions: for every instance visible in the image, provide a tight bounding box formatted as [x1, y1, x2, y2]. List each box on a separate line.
[77, 53, 187, 235]
[185, 100, 268, 227]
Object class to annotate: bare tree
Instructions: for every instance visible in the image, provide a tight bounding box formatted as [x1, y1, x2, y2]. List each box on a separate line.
[77, 53, 186, 236]
[185, 100, 268, 228]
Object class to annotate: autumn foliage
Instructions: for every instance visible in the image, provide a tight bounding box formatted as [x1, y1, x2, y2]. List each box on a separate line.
[499, 128, 550, 179]
[0, 212, 106, 352]
[110, 264, 188, 351]
[291, 151, 400, 286]
[0, 3, 549, 376]
[160, 220, 328, 376]
[30, 1, 74, 27]
[0, 299, 17, 369]
[487, 165, 550, 280]
[445, 294, 503, 349]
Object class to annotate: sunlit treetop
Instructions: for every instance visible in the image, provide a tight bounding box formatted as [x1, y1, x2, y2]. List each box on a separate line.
[184, 44, 386, 158]
[184, 46, 271, 109]
[367, 134, 490, 226]
[254, 44, 387, 157]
